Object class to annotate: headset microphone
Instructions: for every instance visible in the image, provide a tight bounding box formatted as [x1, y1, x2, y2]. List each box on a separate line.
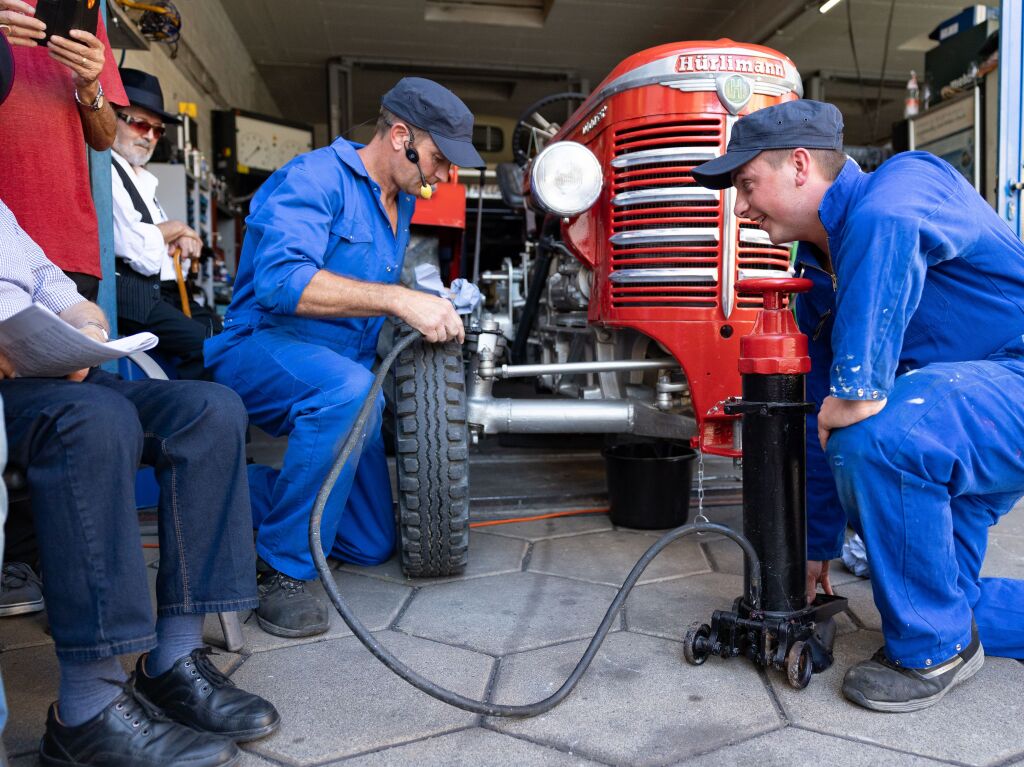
[405, 138, 433, 199]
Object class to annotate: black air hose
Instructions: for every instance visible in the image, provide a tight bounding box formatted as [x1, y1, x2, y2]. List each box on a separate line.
[309, 330, 762, 717]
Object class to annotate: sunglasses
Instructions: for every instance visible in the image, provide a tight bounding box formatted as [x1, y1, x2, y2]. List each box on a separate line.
[116, 112, 166, 140]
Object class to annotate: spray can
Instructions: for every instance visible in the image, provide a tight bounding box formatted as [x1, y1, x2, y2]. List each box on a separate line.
[904, 70, 920, 119]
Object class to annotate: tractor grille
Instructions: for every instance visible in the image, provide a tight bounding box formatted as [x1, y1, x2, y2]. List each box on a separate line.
[608, 117, 791, 310]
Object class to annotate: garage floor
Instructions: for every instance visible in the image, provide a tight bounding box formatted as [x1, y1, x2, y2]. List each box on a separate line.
[3, 437, 1024, 766]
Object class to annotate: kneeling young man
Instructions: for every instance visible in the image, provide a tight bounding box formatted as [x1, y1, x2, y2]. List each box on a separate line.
[693, 99, 1024, 712]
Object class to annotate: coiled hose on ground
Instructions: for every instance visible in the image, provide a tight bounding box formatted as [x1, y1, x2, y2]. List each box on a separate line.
[309, 330, 762, 717]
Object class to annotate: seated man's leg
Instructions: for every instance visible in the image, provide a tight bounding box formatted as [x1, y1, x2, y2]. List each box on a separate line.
[120, 299, 210, 380]
[1, 378, 242, 766]
[826, 359, 1024, 710]
[211, 330, 386, 637]
[86, 372, 280, 740]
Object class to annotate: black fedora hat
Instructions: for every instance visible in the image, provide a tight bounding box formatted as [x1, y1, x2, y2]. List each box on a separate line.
[118, 67, 182, 124]
[0, 32, 14, 107]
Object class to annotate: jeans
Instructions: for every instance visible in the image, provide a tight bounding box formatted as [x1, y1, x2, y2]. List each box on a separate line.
[0, 371, 258, 662]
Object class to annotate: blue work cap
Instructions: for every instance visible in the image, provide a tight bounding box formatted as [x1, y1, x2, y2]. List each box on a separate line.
[691, 100, 844, 190]
[382, 77, 485, 169]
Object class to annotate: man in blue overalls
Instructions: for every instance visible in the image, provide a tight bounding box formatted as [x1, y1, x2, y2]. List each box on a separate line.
[693, 99, 1024, 712]
[206, 78, 482, 638]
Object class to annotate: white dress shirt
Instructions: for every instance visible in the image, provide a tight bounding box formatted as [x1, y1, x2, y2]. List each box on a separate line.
[111, 151, 177, 281]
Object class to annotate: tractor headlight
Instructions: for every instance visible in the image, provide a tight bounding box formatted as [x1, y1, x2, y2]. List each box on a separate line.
[530, 141, 603, 218]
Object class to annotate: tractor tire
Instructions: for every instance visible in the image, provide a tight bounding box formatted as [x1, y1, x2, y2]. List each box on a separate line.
[392, 323, 470, 577]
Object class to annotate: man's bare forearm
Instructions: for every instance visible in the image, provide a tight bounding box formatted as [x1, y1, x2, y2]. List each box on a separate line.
[295, 270, 400, 318]
[76, 80, 116, 150]
[59, 300, 109, 332]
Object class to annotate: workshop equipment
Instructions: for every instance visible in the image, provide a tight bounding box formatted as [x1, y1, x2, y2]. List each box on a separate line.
[682, 278, 848, 688]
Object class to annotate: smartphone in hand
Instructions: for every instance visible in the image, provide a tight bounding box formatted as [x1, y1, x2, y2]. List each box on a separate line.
[34, 0, 99, 45]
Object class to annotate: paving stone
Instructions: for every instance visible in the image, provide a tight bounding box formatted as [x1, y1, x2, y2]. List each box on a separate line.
[981, 534, 1024, 579]
[475, 513, 613, 542]
[626, 571, 747, 640]
[336, 728, 605, 766]
[770, 629, 1024, 766]
[489, 631, 781, 766]
[0, 612, 52, 653]
[235, 631, 493, 765]
[838, 578, 881, 632]
[398, 572, 618, 655]
[204, 570, 412, 653]
[528, 530, 709, 587]
[338, 532, 527, 585]
[995, 507, 1024, 539]
[679, 726, 950, 766]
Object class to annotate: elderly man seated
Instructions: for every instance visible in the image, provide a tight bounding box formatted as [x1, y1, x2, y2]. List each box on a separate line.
[0, 32, 276, 767]
[110, 67, 215, 379]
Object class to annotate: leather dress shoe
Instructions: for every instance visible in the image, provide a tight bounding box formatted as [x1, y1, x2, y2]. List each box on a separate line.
[135, 647, 280, 742]
[39, 682, 239, 767]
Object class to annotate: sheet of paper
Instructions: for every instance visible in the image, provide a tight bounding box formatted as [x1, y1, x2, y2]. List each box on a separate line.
[0, 304, 158, 378]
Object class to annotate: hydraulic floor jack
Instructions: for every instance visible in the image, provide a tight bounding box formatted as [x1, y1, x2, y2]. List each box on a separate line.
[311, 276, 847, 715]
[683, 278, 848, 689]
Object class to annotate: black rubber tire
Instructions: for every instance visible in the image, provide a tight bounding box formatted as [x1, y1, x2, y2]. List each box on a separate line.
[786, 640, 813, 690]
[682, 621, 712, 666]
[392, 323, 470, 577]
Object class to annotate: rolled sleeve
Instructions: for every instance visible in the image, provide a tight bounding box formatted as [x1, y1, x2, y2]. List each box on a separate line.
[247, 165, 334, 315]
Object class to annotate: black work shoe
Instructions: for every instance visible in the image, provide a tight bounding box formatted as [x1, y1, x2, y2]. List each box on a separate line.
[842, 625, 984, 712]
[38, 682, 239, 767]
[135, 648, 280, 742]
[0, 561, 45, 616]
[255, 565, 329, 638]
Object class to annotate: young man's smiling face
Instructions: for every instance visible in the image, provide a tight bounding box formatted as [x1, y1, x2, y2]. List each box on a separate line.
[731, 152, 809, 246]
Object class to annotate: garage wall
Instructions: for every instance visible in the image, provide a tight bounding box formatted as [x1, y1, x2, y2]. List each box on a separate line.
[114, 0, 280, 153]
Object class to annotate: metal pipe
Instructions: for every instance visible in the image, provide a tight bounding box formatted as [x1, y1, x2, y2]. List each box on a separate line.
[468, 397, 695, 439]
[498, 358, 678, 378]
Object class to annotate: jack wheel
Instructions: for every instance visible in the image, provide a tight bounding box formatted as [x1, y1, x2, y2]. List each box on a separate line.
[786, 640, 813, 689]
[683, 622, 712, 665]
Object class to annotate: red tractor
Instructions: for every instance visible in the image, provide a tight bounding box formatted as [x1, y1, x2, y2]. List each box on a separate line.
[392, 40, 803, 576]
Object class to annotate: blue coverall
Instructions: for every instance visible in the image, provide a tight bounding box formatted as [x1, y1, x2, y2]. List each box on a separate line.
[205, 139, 416, 580]
[795, 152, 1024, 668]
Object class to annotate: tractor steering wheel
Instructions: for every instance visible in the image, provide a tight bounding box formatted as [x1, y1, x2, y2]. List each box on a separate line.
[511, 92, 588, 167]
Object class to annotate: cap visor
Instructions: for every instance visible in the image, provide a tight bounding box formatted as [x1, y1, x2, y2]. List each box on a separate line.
[431, 131, 485, 169]
[691, 149, 763, 190]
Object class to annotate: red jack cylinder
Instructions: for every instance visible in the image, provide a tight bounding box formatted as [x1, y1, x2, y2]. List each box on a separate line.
[732, 278, 813, 614]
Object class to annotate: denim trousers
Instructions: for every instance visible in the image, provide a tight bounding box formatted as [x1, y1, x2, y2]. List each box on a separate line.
[0, 371, 258, 662]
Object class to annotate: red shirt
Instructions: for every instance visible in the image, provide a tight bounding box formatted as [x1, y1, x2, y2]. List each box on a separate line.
[0, 5, 127, 277]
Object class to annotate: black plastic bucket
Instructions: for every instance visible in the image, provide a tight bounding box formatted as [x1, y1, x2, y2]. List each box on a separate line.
[602, 441, 697, 529]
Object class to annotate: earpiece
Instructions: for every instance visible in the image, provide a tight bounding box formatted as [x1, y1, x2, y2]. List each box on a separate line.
[404, 128, 432, 199]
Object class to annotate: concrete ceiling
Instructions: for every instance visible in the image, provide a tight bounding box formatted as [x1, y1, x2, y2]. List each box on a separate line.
[220, 0, 999, 145]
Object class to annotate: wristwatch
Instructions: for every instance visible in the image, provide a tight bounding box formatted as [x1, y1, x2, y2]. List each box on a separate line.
[74, 82, 105, 112]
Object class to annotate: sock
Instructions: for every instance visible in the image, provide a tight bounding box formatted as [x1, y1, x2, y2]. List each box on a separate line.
[144, 614, 205, 676]
[58, 656, 127, 728]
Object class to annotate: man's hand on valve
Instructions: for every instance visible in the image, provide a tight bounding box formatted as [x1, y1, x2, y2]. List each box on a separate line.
[398, 289, 465, 344]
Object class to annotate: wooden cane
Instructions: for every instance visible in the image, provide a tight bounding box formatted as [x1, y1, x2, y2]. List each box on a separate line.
[172, 247, 192, 319]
